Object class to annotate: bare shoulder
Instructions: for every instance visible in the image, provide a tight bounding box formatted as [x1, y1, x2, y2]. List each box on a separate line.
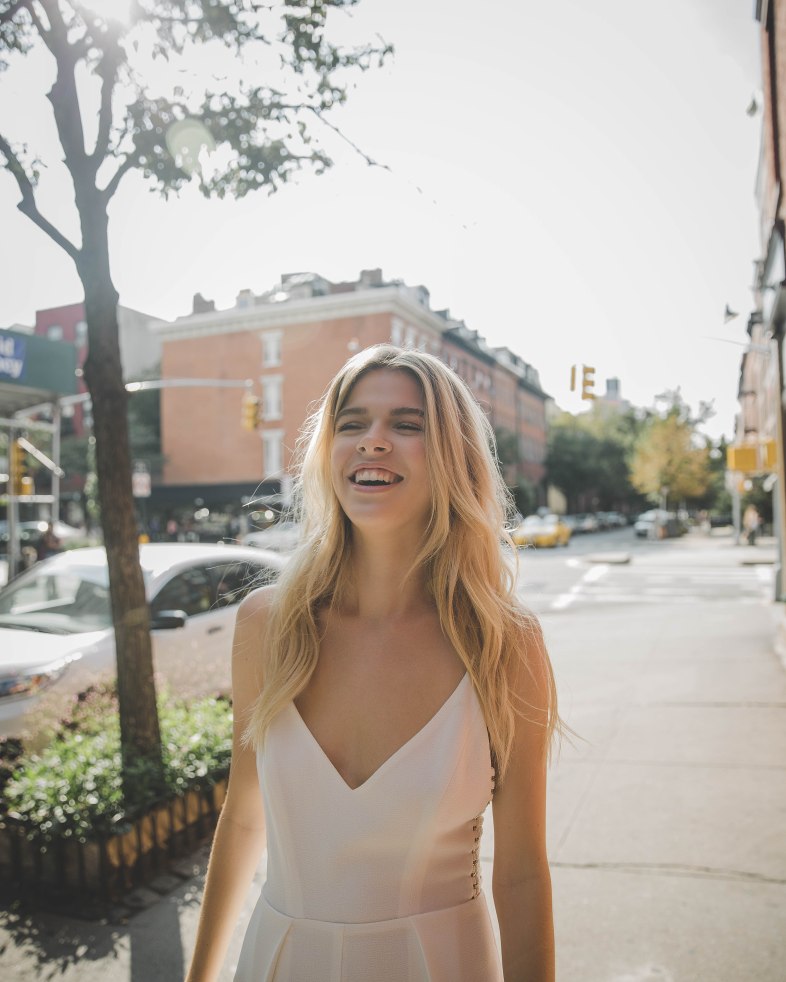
[234, 584, 278, 643]
[508, 609, 551, 706]
[232, 585, 279, 699]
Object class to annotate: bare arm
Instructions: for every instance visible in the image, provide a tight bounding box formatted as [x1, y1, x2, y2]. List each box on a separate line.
[492, 619, 555, 982]
[185, 586, 275, 982]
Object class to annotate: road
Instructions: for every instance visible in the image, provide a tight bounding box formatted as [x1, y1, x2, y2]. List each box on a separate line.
[1, 528, 784, 981]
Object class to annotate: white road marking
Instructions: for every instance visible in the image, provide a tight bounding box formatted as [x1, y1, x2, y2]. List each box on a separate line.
[551, 564, 609, 610]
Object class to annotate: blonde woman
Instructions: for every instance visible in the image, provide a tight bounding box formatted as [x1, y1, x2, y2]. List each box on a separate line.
[186, 345, 560, 982]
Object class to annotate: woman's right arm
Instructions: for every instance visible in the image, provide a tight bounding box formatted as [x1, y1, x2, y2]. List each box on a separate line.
[185, 586, 275, 982]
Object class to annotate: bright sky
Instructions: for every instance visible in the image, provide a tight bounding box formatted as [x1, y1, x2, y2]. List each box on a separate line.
[0, 0, 762, 440]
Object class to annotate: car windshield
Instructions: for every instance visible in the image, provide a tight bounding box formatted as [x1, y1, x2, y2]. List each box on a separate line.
[0, 564, 113, 634]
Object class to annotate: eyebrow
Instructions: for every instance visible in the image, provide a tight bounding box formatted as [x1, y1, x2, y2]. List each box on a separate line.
[334, 406, 425, 421]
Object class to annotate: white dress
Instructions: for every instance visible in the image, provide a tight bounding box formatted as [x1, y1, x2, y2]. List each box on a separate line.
[234, 672, 502, 981]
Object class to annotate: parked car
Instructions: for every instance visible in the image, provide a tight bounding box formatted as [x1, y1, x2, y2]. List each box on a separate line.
[574, 513, 599, 534]
[512, 514, 572, 548]
[633, 509, 683, 539]
[0, 519, 85, 556]
[0, 543, 287, 744]
[241, 520, 302, 554]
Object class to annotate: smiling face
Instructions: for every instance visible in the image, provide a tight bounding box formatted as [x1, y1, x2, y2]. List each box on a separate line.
[330, 368, 432, 536]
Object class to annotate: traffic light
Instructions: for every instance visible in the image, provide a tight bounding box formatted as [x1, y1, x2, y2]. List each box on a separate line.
[10, 440, 27, 496]
[581, 365, 596, 401]
[241, 393, 261, 431]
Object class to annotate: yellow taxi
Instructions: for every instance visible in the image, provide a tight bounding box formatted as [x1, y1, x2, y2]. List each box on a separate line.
[512, 514, 572, 548]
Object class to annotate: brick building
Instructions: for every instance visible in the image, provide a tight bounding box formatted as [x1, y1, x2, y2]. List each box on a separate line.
[736, 2, 786, 577]
[35, 301, 160, 437]
[154, 269, 549, 511]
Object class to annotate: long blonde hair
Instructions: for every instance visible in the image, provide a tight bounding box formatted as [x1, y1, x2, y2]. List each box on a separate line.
[243, 344, 561, 778]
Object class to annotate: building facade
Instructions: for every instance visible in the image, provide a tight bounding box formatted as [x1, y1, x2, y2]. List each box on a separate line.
[154, 269, 550, 510]
[734, 3, 786, 572]
[35, 302, 161, 437]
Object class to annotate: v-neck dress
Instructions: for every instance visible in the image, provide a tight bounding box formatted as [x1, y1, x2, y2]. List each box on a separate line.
[233, 673, 502, 981]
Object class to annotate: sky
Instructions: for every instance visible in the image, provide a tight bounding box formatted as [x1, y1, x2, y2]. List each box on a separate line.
[0, 0, 763, 441]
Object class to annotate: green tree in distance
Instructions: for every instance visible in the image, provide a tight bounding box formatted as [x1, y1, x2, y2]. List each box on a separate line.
[0, 0, 390, 790]
[546, 407, 646, 514]
[630, 390, 713, 507]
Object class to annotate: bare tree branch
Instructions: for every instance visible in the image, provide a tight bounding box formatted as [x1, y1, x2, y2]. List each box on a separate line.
[309, 107, 391, 171]
[102, 150, 140, 203]
[92, 51, 120, 166]
[0, 130, 80, 261]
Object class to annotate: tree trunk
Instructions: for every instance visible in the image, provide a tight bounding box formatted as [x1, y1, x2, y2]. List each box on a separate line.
[77, 203, 162, 790]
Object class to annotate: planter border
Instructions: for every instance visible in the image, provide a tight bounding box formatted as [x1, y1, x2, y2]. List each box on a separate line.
[0, 777, 227, 916]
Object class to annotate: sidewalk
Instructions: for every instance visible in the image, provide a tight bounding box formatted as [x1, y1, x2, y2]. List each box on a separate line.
[1, 537, 785, 980]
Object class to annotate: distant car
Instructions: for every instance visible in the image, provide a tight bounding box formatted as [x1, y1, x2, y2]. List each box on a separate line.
[0, 519, 85, 556]
[0, 543, 287, 744]
[634, 509, 682, 539]
[512, 514, 572, 548]
[241, 521, 302, 554]
[574, 513, 599, 534]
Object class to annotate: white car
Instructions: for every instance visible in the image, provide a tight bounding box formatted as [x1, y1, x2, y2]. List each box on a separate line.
[0, 543, 286, 744]
[241, 520, 302, 553]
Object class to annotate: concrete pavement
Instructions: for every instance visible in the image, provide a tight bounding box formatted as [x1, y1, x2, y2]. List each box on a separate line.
[1, 532, 785, 980]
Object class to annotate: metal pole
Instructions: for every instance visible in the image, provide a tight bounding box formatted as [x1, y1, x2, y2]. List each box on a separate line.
[7, 425, 19, 582]
[773, 332, 786, 599]
[51, 402, 61, 523]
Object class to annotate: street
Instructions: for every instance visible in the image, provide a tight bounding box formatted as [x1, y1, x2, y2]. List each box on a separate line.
[1, 528, 784, 981]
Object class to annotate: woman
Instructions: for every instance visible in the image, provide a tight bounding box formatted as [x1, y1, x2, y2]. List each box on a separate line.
[186, 345, 561, 981]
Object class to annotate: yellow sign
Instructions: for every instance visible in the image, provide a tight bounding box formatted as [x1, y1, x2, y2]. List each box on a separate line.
[727, 443, 777, 473]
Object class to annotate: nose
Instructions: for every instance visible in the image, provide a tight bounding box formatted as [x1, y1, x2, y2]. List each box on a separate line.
[356, 428, 392, 455]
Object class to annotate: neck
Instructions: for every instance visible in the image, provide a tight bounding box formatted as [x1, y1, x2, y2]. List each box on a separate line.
[342, 528, 431, 621]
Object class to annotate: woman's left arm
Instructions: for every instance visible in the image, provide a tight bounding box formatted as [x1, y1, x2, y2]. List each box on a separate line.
[491, 620, 555, 982]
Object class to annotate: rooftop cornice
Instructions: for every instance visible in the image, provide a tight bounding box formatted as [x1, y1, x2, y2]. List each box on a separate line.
[150, 286, 447, 341]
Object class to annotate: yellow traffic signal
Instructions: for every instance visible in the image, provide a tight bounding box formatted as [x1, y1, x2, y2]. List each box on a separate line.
[727, 445, 758, 472]
[581, 365, 596, 401]
[241, 393, 261, 431]
[11, 440, 26, 496]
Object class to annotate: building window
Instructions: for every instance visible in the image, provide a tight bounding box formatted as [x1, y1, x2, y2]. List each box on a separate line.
[75, 320, 87, 345]
[391, 318, 403, 346]
[47, 324, 63, 341]
[262, 331, 282, 367]
[262, 429, 283, 477]
[261, 375, 283, 420]
[404, 326, 417, 348]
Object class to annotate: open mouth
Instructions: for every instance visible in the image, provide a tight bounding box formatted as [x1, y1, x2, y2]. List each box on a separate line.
[350, 468, 403, 487]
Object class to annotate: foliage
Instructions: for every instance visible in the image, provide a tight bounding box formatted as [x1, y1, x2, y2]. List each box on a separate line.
[630, 407, 712, 506]
[510, 479, 537, 519]
[0, 2, 392, 213]
[2, 686, 232, 841]
[546, 408, 646, 513]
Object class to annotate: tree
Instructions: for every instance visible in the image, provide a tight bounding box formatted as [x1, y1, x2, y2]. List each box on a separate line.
[545, 408, 646, 514]
[0, 0, 389, 790]
[630, 393, 712, 507]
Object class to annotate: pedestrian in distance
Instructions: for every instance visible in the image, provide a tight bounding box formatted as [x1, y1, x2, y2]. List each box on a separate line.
[186, 344, 563, 982]
[743, 504, 761, 546]
[35, 521, 61, 563]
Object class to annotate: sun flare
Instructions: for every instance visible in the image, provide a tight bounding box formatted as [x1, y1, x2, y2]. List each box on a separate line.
[80, 0, 134, 25]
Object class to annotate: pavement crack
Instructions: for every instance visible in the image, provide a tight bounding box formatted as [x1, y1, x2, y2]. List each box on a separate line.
[551, 861, 786, 885]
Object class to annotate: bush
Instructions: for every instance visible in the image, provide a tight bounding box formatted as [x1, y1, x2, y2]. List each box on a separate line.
[1, 686, 232, 841]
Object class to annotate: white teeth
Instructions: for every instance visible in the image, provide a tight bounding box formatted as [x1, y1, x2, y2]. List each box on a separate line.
[353, 469, 397, 484]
